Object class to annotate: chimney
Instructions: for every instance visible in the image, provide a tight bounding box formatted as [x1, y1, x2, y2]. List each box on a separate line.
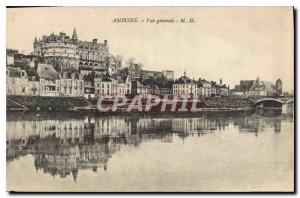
[93, 38, 97, 44]
[104, 40, 108, 46]
[220, 78, 222, 86]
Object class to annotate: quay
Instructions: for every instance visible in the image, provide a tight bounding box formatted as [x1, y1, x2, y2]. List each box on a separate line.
[6, 95, 294, 113]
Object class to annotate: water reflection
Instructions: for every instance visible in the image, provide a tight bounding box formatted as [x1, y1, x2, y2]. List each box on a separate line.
[6, 109, 293, 182]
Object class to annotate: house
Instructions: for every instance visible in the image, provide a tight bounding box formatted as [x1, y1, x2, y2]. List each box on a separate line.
[60, 67, 84, 97]
[160, 83, 173, 95]
[197, 79, 212, 98]
[37, 64, 60, 97]
[94, 77, 113, 97]
[113, 76, 131, 96]
[231, 85, 244, 96]
[6, 67, 40, 96]
[217, 84, 230, 96]
[131, 80, 151, 95]
[173, 72, 197, 96]
[248, 77, 281, 96]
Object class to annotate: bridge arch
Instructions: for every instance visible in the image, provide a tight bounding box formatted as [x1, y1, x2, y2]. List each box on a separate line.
[255, 98, 285, 104]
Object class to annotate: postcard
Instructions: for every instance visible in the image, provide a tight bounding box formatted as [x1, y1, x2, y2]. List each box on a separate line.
[6, 7, 294, 192]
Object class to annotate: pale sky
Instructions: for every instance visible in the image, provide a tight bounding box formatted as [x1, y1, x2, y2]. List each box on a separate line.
[6, 7, 294, 91]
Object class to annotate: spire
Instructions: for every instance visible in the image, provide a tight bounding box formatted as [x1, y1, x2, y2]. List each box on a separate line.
[183, 68, 186, 77]
[72, 28, 78, 40]
[256, 76, 261, 83]
[34, 37, 38, 44]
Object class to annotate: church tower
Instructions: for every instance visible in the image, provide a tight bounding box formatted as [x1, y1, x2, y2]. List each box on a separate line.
[72, 28, 78, 43]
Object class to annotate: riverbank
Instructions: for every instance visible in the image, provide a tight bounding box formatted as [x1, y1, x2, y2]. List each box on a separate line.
[7, 95, 89, 111]
[6, 95, 255, 112]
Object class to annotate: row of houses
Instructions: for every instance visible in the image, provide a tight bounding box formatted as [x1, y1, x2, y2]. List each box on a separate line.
[172, 72, 230, 97]
[7, 61, 232, 98]
[8, 61, 282, 99]
[7, 64, 85, 97]
[7, 63, 134, 98]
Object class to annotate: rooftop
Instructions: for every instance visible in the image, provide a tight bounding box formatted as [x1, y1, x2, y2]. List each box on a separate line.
[37, 64, 60, 80]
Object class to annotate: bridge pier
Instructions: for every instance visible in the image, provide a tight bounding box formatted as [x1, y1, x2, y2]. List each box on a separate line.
[282, 103, 288, 114]
[257, 103, 264, 108]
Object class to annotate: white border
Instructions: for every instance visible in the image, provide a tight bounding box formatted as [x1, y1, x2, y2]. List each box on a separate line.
[1, 0, 297, 197]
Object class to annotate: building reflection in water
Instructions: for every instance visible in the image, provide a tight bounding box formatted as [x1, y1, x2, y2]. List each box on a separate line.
[6, 110, 293, 182]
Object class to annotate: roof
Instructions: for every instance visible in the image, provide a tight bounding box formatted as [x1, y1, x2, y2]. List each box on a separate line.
[37, 64, 60, 80]
[249, 78, 277, 93]
[197, 79, 211, 87]
[174, 76, 195, 84]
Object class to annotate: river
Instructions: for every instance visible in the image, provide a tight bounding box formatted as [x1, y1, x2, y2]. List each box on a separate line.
[6, 109, 294, 192]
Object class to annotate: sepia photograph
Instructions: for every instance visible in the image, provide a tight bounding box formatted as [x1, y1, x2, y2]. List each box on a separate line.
[6, 7, 294, 192]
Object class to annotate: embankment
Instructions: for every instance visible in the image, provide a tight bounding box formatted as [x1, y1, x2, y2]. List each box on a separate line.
[7, 95, 89, 111]
[203, 96, 255, 108]
[6, 95, 256, 112]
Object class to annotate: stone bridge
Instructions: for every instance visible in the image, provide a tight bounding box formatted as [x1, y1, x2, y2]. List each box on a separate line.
[249, 97, 294, 113]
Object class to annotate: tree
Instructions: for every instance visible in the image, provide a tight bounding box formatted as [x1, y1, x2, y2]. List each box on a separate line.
[126, 57, 135, 67]
[115, 55, 123, 68]
[275, 79, 283, 95]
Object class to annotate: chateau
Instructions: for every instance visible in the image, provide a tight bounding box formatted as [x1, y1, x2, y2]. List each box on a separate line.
[32, 29, 112, 73]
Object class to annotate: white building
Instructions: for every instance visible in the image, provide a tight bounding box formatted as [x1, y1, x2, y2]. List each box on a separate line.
[197, 80, 212, 97]
[173, 72, 197, 96]
[60, 67, 84, 97]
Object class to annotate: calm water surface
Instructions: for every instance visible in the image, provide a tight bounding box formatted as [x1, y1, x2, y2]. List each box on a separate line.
[6, 109, 294, 192]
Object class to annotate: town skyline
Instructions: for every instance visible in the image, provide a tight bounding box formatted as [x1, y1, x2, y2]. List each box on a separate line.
[7, 7, 294, 92]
